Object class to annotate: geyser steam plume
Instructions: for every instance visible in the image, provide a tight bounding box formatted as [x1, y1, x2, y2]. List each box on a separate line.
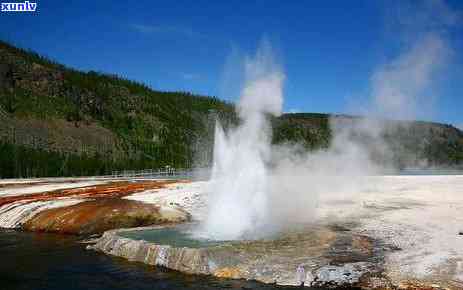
[201, 43, 284, 240]
[198, 1, 459, 241]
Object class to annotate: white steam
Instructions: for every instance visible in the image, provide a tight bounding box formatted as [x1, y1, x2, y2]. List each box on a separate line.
[372, 34, 449, 120]
[373, 0, 457, 120]
[199, 0, 459, 241]
[200, 43, 284, 240]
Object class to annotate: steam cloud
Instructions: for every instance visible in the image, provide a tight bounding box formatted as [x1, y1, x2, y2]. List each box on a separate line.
[200, 43, 284, 240]
[199, 0, 459, 240]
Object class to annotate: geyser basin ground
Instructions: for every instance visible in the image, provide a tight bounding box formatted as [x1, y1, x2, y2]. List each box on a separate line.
[2, 175, 463, 288]
[89, 175, 463, 289]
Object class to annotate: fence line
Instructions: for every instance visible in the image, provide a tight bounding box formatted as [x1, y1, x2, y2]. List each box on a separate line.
[110, 167, 192, 178]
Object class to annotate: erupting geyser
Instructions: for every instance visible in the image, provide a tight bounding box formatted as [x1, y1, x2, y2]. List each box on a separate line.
[201, 44, 284, 240]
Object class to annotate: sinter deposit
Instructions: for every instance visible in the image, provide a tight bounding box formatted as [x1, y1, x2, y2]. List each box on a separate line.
[92, 175, 463, 289]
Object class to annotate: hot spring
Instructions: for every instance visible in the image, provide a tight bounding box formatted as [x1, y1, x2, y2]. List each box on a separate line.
[198, 41, 286, 241]
[118, 224, 229, 248]
[119, 43, 289, 244]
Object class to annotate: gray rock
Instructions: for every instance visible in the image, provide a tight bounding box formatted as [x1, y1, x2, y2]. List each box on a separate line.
[311, 262, 376, 286]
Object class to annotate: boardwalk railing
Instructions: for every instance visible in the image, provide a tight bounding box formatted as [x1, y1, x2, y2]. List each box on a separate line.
[110, 168, 194, 179]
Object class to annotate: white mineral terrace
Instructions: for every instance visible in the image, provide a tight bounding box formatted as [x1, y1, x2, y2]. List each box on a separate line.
[0, 178, 110, 197]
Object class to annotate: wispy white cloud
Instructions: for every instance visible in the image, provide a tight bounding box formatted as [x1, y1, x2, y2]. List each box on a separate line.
[180, 72, 200, 80]
[130, 24, 201, 38]
[384, 0, 462, 43]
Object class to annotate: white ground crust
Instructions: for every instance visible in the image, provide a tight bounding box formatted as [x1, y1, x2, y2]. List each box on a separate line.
[141, 176, 463, 284]
[0, 198, 84, 228]
[124, 181, 208, 220]
[0, 178, 114, 228]
[309, 175, 463, 284]
[1, 175, 462, 284]
[0, 180, 109, 197]
[358, 176, 463, 284]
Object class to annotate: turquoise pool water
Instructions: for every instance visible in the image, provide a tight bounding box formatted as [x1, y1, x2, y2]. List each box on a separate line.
[119, 225, 227, 248]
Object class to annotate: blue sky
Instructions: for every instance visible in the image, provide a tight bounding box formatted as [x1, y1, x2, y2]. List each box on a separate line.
[1, 0, 462, 127]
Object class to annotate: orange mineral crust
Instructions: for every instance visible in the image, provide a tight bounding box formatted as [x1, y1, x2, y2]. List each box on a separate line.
[0, 180, 179, 207]
[23, 198, 189, 235]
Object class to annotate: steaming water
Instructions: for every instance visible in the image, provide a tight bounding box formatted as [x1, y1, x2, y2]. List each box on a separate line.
[200, 44, 284, 240]
[199, 1, 456, 240]
[120, 225, 227, 248]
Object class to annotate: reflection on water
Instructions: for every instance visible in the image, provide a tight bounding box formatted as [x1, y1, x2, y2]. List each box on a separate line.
[0, 229, 318, 290]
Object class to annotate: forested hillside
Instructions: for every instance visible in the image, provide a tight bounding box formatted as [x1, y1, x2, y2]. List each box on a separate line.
[0, 41, 462, 178]
[0, 41, 235, 177]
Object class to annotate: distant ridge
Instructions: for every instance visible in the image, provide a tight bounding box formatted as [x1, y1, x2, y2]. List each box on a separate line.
[0, 41, 462, 178]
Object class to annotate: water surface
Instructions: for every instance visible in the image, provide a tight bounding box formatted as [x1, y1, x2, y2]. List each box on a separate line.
[120, 225, 227, 248]
[0, 229, 322, 290]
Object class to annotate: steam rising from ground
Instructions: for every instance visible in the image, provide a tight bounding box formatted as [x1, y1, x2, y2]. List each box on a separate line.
[372, 0, 457, 120]
[372, 34, 449, 120]
[200, 44, 284, 240]
[199, 0, 459, 241]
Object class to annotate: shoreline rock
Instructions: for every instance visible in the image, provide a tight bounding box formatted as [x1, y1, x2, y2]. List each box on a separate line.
[89, 224, 461, 289]
[88, 225, 389, 288]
